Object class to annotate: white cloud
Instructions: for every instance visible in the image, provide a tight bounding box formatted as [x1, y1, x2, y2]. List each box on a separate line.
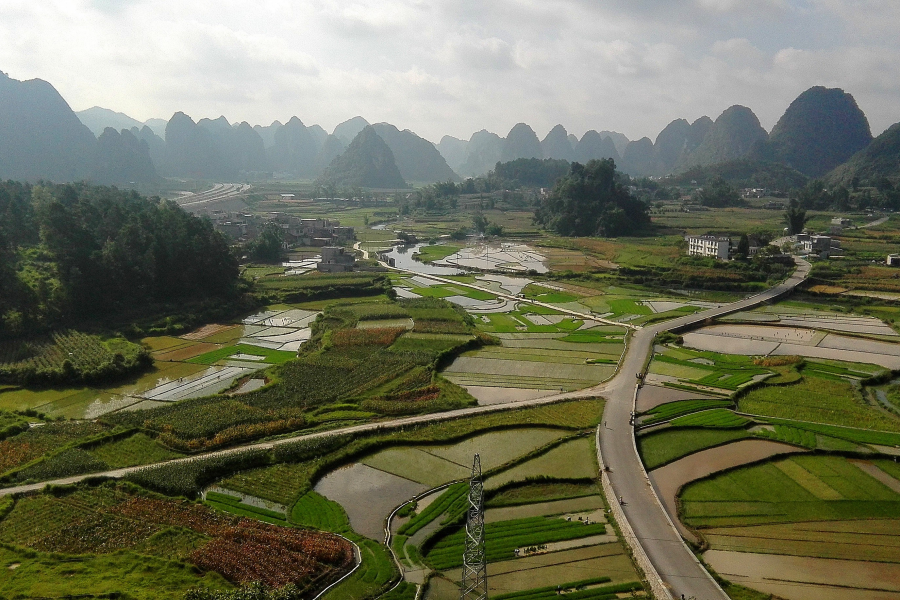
[0, 0, 898, 143]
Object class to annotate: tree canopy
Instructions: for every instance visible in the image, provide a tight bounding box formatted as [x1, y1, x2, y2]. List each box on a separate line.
[533, 159, 650, 237]
[0, 181, 239, 336]
[693, 176, 743, 207]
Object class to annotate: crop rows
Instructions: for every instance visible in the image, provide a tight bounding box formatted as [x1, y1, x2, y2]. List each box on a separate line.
[669, 409, 750, 429]
[346, 303, 411, 321]
[425, 516, 606, 569]
[0, 330, 148, 384]
[761, 417, 900, 447]
[494, 579, 642, 600]
[332, 327, 406, 347]
[756, 424, 817, 448]
[398, 483, 467, 536]
[642, 399, 733, 424]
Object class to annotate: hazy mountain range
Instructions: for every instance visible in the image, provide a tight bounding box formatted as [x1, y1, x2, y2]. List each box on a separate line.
[0, 69, 896, 189]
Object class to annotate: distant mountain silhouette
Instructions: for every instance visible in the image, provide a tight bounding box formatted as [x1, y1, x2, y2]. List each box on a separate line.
[322, 126, 406, 188]
[459, 129, 503, 177]
[0, 72, 96, 182]
[131, 125, 167, 168]
[308, 124, 328, 148]
[670, 158, 808, 191]
[143, 118, 168, 138]
[598, 131, 630, 156]
[751, 86, 872, 178]
[541, 125, 575, 161]
[163, 112, 233, 179]
[91, 127, 161, 185]
[196, 117, 267, 175]
[654, 119, 692, 173]
[679, 106, 767, 170]
[501, 123, 543, 163]
[333, 116, 370, 145]
[575, 130, 621, 164]
[253, 121, 283, 149]
[371, 123, 459, 182]
[269, 116, 320, 177]
[77, 107, 145, 137]
[827, 122, 900, 186]
[436, 135, 469, 173]
[621, 137, 660, 176]
[314, 135, 347, 174]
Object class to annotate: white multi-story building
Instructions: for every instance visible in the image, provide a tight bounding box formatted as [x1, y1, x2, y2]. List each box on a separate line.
[686, 235, 731, 260]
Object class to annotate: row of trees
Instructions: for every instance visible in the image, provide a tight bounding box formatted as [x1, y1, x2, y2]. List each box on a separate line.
[0, 182, 239, 336]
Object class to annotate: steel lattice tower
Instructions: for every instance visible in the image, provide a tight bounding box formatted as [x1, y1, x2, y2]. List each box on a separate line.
[460, 454, 487, 600]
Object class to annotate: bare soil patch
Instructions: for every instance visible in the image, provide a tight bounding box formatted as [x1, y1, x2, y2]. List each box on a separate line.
[650, 440, 803, 542]
[637, 385, 715, 412]
[180, 324, 236, 341]
[704, 550, 900, 600]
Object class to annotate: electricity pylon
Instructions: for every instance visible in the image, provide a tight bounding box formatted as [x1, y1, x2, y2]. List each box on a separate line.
[460, 454, 487, 600]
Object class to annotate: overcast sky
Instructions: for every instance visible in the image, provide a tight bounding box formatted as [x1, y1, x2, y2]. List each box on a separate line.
[2, 0, 899, 143]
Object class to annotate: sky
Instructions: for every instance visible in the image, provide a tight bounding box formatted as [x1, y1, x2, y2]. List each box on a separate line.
[2, 0, 899, 143]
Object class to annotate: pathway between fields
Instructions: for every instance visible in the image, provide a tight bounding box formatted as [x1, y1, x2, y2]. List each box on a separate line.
[0, 258, 811, 600]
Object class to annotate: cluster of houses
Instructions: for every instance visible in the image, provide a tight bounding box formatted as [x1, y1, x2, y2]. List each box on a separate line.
[685, 232, 842, 261]
[209, 212, 354, 248]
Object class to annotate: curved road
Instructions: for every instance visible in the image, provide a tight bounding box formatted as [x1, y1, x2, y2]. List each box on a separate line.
[0, 258, 809, 600]
[594, 257, 809, 600]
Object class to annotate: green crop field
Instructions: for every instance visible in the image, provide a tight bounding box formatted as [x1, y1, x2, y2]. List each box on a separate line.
[739, 376, 900, 432]
[641, 399, 733, 424]
[487, 437, 597, 489]
[681, 455, 900, 528]
[638, 428, 752, 470]
[187, 345, 297, 365]
[424, 516, 606, 569]
[89, 432, 183, 468]
[669, 409, 750, 429]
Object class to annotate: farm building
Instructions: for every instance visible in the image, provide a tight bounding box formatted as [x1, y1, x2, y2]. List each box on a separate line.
[685, 235, 730, 260]
[888, 254, 900, 267]
[318, 246, 356, 273]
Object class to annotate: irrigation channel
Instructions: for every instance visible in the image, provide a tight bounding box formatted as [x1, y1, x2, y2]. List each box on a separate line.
[0, 256, 811, 600]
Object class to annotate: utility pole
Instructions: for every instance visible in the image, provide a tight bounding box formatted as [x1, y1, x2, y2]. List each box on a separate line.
[460, 454, 487, 600]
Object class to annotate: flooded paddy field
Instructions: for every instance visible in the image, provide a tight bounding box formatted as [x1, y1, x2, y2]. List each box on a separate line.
[314, 462, 428, 540]
[442, 325, 623, 401]
[683, 323, 900, 369]
[0, 304, 318, 419]
[360, 428, 571, 487]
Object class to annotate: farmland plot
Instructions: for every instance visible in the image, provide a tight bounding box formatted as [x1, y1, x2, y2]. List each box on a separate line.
[441, 329, 622, 401]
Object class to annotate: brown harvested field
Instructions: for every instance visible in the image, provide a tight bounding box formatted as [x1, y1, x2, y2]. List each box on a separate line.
[152, 342, 220, 362]
[180, 323, 236, 341]
[140, 335, 194, 352]
[851, 460, 900, 494]
[649, 440, 803, 541]
[459, 385, 553, 405]
[704, 550, 900, 600]
[636, 384, 718, 412]
[703, 519, 900, 563]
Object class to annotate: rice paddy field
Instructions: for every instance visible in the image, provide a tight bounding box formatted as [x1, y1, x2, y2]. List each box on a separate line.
[636, 308, 900, 599]
[680, 455, 900, 600]
[0, 306, 317, 420]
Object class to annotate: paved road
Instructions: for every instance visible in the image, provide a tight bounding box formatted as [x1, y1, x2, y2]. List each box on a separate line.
[0, 258, 809, 600]
[595, 258, 809, 600]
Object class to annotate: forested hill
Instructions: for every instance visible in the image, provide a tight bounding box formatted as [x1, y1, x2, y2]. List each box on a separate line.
[0, 181, 239, 337]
